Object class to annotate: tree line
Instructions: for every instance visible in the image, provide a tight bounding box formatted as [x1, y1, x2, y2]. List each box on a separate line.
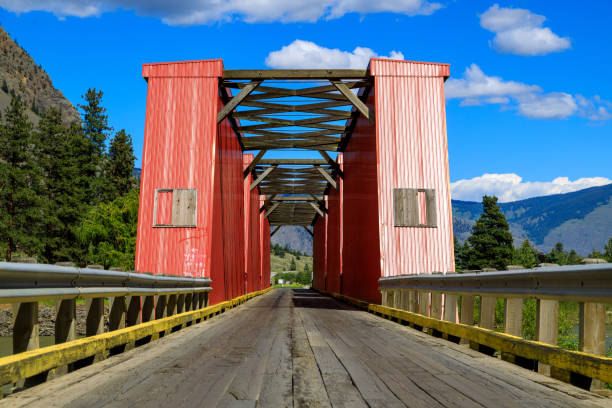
[0, 90, 138, 269]
[454, 195, 612, 271]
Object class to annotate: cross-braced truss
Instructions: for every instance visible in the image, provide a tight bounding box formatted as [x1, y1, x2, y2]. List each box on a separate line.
[219, 70, 372, 227]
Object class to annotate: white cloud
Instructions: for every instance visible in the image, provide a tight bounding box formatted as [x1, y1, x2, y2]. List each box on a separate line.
[480, 4, 570, 56]
[446, 64, 609, 121]
[265, 40, 404, 69]
[516, 92, 577, 119]
[451, 174, 612, 202]
[0, 0, 441, 24]
[445, 64, 540, 101]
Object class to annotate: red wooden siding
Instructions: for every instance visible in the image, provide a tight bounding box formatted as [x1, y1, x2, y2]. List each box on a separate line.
[135, 59, 245, 306]
[370, 59, 454, 278]
[244, 154, 262, 294]
[260, 207, 271, 290]
[326, 154, 343, 294]
[342, 89, 381, 304]
[312, 213, 327, 291]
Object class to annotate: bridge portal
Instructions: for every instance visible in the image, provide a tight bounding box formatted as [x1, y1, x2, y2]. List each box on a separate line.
[135, 59, 454, 305]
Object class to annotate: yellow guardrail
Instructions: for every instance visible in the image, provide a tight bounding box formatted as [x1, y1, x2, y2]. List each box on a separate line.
[321, 290, 612, 385]
[0, 287, 273, 387]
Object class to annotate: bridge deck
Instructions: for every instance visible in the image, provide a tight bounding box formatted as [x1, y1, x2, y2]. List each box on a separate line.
[5, 289, 610, 408]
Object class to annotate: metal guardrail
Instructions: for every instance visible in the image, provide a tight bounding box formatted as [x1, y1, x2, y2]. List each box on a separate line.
[378, 264, 612, 303]
[378, 263, 612, 391]
[0, 262, 212, 303]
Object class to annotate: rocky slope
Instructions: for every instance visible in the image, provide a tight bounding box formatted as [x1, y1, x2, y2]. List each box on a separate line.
[0, 25, 79, 124]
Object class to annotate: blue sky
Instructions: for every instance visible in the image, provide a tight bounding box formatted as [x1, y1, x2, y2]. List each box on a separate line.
[1, 0, 611, 201]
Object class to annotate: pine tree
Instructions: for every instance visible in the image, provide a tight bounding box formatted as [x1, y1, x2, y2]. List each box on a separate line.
[78, 88, 111, 204]
[467, 195, 514, 270]
[0, 97, 43, 260]
[604, 238, 612, 262]
[35, 108, 94, 263]
[105, 129, 136, 201]
[513, 239, 538, 268]
[290, 258, 297, 271]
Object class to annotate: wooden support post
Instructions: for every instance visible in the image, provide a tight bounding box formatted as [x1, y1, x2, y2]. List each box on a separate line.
[408, 291, 418, 313]
[13, 302, 39, 354]
[504, 298, 523, 336]
[431, 292, 442, 319]
[536, 299, 559, 375]
[126, 296, 141, 327]
[86, 298, 105, 336]
[177, 294, 186, 314]
[167, 294, 178, 317]
[418, 292, 429, 316]
[479, 296, 496, 330]
[579, 302, 606, 390]
[155, 295, 167, 319]
[142, 296, 155, 323]
[192, 292, 200, 310]
[185, 293, 193, 312]
[55, 299, 76, 344]
[443, 273, 458, 323]
[399, 289, 410, 311]
[109, 296, 127, 331]
[459, 294, 475, 345]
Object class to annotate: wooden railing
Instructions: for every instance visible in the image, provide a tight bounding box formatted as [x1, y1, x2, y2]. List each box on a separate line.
[377, 263, 612, 392]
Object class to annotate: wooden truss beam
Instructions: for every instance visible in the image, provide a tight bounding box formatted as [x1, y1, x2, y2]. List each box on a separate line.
[309, 202, 325, 218]
[264, 202, 280, 219]
[250, 165, 276, 191]
[270, 225, 281, 237]
[332, 80, 374, 124]
[217, 80, 261, 124]
[259, 159, 327, 165]
[243, 149, 267, 178]
[315, 166, 337, 190]
[318, 150, 343, 179]
[302, 226, 314, 237]
[222, 69, 369, 80]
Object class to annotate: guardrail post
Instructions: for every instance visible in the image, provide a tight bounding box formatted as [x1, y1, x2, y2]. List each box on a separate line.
[109, 296, 127, 331]
[536, 299, 558, 375]
[13, 301, 44, 387]
[443, 271, 457, 323]
[54, 298, 77, 375]
[418, 290, 429, 317]
[430, 273, 443, 320]
[185, 293, 193, 312]
[167, 294, 178, 317]
[126, 296, 141, 326]
[155, 295, 167, 319]
[86, 298, 105, 336]
[142, 296, 155, 322]
[191, 292, 199, 310]
[579, 302, 606, 390]
[199, 292, 209, 309]
[177, 294, 186, 314]
[479, 268, 496, 331]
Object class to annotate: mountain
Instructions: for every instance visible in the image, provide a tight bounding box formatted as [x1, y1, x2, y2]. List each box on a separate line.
[452, 183, 612, 255]
[271, 226, 313, 256]
[0, 25, 79, 124]
[272, 184, 612, 257]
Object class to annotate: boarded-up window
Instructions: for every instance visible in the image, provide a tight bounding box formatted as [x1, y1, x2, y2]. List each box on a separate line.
[153, 189, 197, 227]
[393, 188, 437, 228]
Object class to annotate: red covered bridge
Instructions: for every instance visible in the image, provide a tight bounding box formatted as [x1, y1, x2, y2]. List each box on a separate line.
[134, 58, 454, 305]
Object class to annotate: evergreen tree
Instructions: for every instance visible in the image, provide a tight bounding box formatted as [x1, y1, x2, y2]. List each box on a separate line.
[105, 129, 136, 200]
[513, 239, 538, 268]
[467, 195, 514, 270]
[78, 88, 111, 204]
[77, 189, 139, 270]
[35, 108, 93, 263]
[1, 79, 8, 93]
[290, 258, 297, 271]
[0, 97, 43, 260]
[604, 238, 612, 262]
[453, 236, 472, 271]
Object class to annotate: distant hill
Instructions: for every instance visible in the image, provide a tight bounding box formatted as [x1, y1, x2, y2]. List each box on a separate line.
[272, 184, 612, 256]
[0, 25, 79, 124]
[453, 183, 612, 255]
[271, 226, 313, 256]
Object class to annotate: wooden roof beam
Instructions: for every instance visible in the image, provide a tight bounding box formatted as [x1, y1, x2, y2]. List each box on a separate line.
[318, 150, 344, 179]
[222, 69, 369, 80]
[332, 80, 374, 124]
[250, 165, 277, 191]
[315, 165, 337, 189]
[243, 149, 267, 179]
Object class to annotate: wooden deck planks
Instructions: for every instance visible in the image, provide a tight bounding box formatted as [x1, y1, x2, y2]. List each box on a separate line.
[4, 289, 610, 408]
